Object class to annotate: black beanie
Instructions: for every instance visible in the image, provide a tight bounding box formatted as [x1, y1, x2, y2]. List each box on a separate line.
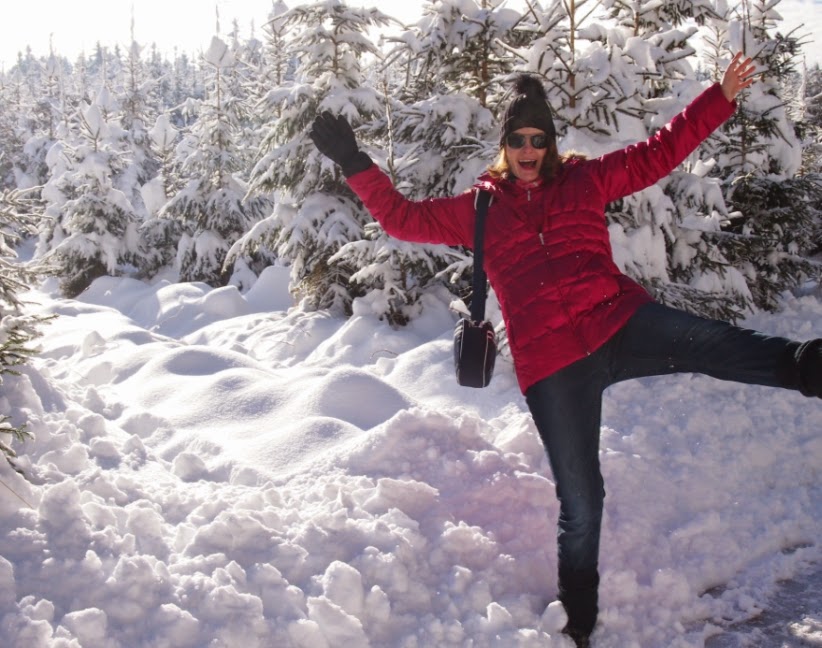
[500, 74, 555, 145]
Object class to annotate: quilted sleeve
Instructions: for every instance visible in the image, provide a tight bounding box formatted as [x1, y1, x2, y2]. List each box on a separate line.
[594, 83, 736, 202]
[346, 165, 476, 247]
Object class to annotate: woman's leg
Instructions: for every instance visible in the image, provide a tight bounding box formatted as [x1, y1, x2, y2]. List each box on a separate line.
[526, 352, 607, 639]
[525, 302, 819, 639]
[609, 301, 821, 392]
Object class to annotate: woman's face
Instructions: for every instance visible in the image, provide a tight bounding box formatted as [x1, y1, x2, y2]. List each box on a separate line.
[504, 127, 548, 183]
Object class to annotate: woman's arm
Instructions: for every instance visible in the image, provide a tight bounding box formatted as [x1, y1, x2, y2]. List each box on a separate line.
[595, 83, 736, 201]
[347, 165, 475, 247]
[310, 112, 475, 247]
[594, 54, 757, 202]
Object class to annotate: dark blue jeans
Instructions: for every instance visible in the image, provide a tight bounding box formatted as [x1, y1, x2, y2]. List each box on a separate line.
[525, 302, 803, 635]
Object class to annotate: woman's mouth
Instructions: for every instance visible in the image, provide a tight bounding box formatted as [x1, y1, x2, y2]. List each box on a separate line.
[519, 160, 538, 170]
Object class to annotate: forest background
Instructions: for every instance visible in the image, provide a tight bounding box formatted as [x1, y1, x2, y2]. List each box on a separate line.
[1, 0, 822, 453]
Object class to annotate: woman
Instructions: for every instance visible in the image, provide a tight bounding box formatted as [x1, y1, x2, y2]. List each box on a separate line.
[309, 53, 821, 647]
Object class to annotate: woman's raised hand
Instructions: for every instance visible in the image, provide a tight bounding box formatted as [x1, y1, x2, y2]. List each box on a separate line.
[721, 52, 759, 102]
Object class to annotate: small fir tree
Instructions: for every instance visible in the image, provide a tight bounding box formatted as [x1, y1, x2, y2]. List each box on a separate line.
[593, 0, 753, 319]
[118, 28, 161, 221]
[243, 0, 391, 314]
[707, 0, 821, 311]
[38, 96, 144, 297]
[0, 187, 50, 462]
[138, 113, 184, 278]
[162, 36, 271, 287]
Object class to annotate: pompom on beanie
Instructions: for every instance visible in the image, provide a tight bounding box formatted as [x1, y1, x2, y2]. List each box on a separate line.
[500, 74, 556, 145]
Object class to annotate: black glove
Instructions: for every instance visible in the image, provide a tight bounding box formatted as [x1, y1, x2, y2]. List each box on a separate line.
[309, 111, 372, 177]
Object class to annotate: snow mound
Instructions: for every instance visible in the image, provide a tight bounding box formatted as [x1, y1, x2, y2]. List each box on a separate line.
[1, 277, 819, 647]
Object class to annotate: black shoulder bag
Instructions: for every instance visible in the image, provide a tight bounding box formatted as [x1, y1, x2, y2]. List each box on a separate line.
[453, 189, 497, 388]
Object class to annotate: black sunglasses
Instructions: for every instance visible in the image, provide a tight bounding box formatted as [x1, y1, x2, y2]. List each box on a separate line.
[505, 133, 549, 149]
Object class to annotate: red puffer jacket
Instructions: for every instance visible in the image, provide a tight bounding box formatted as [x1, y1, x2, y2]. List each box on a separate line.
[347, 83, 736, 393]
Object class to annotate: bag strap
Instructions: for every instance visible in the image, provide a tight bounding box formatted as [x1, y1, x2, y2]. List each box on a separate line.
[470, 189, 493, 322]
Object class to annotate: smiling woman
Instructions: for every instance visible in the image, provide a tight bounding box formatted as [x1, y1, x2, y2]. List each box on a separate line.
[309, 53, 822, 648]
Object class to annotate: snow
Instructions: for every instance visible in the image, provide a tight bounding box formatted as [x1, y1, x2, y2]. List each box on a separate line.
[149, 115, 178, 151]
[203, 36, 235, 69]
[1, 268, 821, 647]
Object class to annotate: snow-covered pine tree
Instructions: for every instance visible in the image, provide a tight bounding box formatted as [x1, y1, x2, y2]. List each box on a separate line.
[0, 187, 50, 461]
[801, 63, 822, 259]
[597, 0, 719, 97]
[382, 0, 523, 197]
[118, 24, 161, 222]
[0, 75, 22, 190]
[517, 0, 667, 293]
[588, 0, 753, 320]
[243, 0, 294, 161]
[258, 0, 294, 102]
[6, 48, 67, 192]
[222, 2, 292, 290]
[168, 52, 206, 128]
[706, 0, 821, 312]
[517, 0, 646, 136]
[241, 0, 392, 314]
[145, 45, 174, 116]
[226, 14, 265, 176]
[161, 36, 270, 287]
[37, 95, 144, 297]
[802, 63, 822, 182]
[138, 113, 184, 279]
[805, 64, 822, 148]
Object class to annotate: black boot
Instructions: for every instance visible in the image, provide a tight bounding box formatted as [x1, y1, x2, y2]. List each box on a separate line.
[558, 581, 597, 647]
[796, 339, 822, 397]
[562, 625, 591, 647]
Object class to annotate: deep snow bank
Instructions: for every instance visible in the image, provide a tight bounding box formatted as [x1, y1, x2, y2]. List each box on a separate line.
[0, 273, 819, 647]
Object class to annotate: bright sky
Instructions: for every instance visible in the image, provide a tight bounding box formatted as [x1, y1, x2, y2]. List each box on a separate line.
[0, 0, 820, 70]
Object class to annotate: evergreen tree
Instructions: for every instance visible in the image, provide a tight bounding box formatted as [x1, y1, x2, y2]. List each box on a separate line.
[226, 18, 267, 180]
[259, 0, 294, 97]
[145, 44, 174, 116]
[118, 29, 161, 222]
[161, 36, 270, 287]
[0, 74, 23, 189]
[9, 47, 66, 191]
[168, 52, 205, 128]
[139, 113, 184, 279]
[521, 0, 644, 135]
[37, 96, 143, 297]
[590, 0, 753, 320]
[0, 187, 49, 462]
[802, 63, 822, 259]
[243, 1, 293, 170]
[242, 0, 391, 314]
[220, 2, 293, 289]
[800, 63, 822, 175]
[707, 0, 821, 312]
[382, 0, 524, 197]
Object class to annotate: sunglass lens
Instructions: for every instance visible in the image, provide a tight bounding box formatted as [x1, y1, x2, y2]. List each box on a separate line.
[531, 134, 548, 149]
[506, 133, 526, 148]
